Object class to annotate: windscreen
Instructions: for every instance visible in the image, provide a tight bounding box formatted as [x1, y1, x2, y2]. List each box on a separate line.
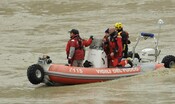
[89, 39, 103, 50]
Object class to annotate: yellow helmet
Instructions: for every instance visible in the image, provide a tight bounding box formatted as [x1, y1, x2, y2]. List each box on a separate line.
[114, 22, 123, 29]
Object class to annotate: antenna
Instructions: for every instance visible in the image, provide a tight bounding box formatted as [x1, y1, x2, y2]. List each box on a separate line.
[157, 19, 164, 44]
[155, 19, 164, 62]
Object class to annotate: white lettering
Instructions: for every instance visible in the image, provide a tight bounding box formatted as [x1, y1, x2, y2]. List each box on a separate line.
[96, 70, 112, 74]
[121, 67, 140, 73]
[69, 68, 83, 73]
[112, 69, 123, 73]
[111, 67, 140, 74]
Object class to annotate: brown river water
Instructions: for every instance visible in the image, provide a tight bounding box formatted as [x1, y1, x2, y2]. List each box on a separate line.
[0, 0, 175, 104]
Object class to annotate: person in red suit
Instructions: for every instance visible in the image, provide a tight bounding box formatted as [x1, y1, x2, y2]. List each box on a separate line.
[66, 29, 93, 67]
[114, 22, 131, 58]
[104, 27, 133, 67]
[102, 28, 111, 67]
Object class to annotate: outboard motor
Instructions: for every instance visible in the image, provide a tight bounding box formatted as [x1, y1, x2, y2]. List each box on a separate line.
[85, 39, 108, 68]
[132, 32, 161, 63]
[140, 48, 156, 62]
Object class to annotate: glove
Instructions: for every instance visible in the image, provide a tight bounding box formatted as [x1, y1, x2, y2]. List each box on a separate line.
[68, 58, 72, 64]
[128, 40, 131, 44]
[90, 35, 94, 40]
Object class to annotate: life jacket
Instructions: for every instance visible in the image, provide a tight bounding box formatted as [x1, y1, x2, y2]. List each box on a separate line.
[66, 35, 85, 60]
[109, 32, 119, 57]
[75, 37, 84, 50]
[107, 32, 123, 67]
[119, 30, 129, 45]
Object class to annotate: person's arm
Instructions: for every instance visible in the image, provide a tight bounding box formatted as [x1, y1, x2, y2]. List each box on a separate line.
[66, 41, 70, 59]
[68, 47, 75, 59]
[125, 31, 131, 44]
[83, 36, 93, 47]
[117, 35, 123, 57]
[67, 39, 76, 64]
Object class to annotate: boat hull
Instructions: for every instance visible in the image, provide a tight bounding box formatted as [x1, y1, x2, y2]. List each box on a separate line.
[43, 63, 163, 85]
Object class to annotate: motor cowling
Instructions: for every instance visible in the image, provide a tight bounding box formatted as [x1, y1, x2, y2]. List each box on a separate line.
[140, 48, 155, 62]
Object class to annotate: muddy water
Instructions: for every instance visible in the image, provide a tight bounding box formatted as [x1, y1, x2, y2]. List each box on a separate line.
[0, 0, 175, 104]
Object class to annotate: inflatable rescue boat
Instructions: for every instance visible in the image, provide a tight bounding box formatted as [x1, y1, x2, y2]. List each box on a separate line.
[27, 32, 175, 86]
